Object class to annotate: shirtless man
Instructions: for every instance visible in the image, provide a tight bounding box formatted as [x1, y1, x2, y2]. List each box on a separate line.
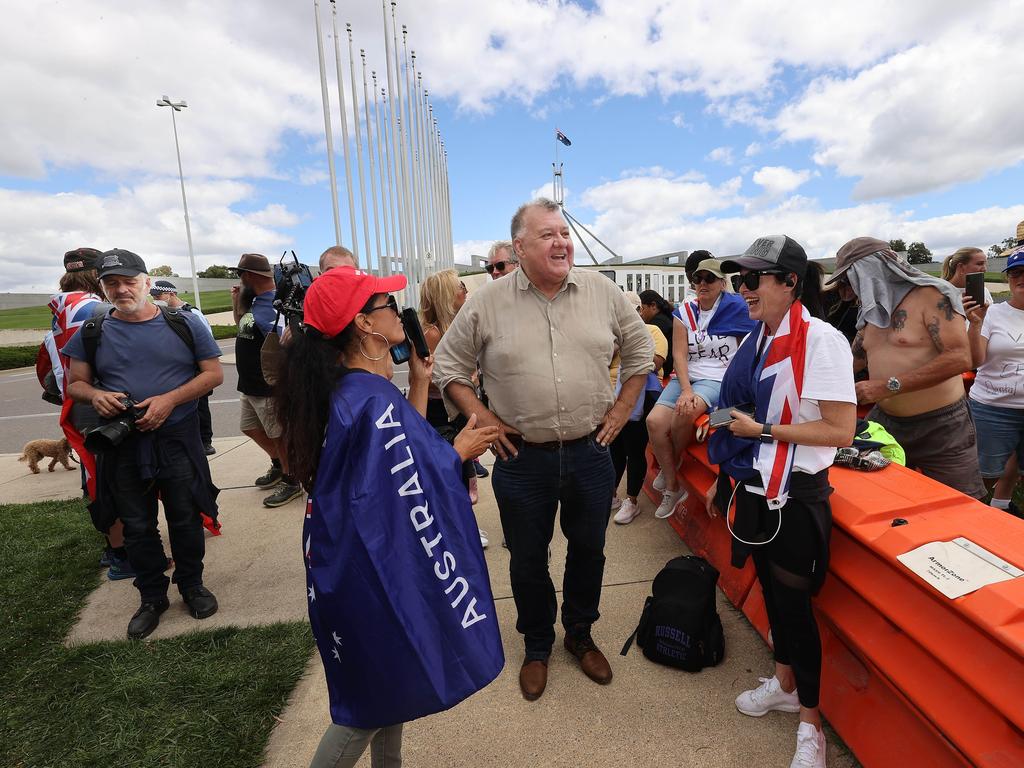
[827, 237, 985, 498]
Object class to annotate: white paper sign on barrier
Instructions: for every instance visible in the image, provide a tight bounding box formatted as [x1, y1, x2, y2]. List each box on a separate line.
[897, 537, 1022, 600]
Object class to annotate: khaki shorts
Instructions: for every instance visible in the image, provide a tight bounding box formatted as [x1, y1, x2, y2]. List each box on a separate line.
[239, 393, 281, 439]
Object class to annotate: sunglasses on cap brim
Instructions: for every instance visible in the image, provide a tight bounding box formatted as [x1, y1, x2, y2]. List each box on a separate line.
[730, 270, 788, 292]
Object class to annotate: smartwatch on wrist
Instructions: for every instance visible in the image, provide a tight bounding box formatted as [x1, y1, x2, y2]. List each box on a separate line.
[759, 423, 773, 443]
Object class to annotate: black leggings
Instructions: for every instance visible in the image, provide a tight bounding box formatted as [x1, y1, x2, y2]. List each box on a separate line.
[743, 489, 826, 709]
[610, 392, 659, 498]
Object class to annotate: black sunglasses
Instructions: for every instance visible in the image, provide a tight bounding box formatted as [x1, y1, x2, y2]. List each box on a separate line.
[365, 295, 399, 315]
[691, 273, 721, 286]
[731, 270, 786, 292]
[485, 260, 514, 274]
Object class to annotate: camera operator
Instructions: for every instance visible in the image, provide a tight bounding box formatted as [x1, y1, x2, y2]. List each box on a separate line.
[65, 249, 224, 640]
[231, 253, 301, 508]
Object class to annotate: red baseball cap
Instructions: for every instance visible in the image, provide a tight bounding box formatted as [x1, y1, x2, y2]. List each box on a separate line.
[303, 266, 407, 338]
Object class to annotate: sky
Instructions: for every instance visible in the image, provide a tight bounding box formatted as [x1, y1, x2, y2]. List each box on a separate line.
[2, 0, 1023, 291]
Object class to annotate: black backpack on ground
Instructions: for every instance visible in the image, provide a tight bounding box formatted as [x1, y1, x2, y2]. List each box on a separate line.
[620, 555, 725, 672]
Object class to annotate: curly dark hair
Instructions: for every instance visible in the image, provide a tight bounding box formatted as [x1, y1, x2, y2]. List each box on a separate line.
[274, 294, 379, 490]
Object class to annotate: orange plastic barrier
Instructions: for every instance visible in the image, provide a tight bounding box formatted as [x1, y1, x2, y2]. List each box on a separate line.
[648, 441, 1024, 768]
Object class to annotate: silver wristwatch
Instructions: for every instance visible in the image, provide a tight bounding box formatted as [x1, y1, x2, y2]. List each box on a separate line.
[886, 376, 902, 393]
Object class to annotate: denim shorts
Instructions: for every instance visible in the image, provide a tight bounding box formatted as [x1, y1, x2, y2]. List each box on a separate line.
[655, 376, 722, 410]
[968, 399, 1024, 478]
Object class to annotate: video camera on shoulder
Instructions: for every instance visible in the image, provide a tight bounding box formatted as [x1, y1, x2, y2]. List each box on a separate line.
[273, 250, 315, 325]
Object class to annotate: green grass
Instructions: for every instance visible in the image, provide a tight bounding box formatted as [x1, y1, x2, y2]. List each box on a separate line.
[984, 272, 1008, 283]
[0, 290, 235, 331]
[0, 498, 316, 768]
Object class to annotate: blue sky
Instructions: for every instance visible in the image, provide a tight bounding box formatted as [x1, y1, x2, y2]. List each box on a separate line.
[1, 0, 1022, 290]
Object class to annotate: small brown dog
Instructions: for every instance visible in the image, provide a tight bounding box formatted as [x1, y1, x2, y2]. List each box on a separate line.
[18, 437, 77, 474]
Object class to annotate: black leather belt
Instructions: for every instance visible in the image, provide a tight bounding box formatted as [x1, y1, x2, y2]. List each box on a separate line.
[515, 430, 598, 451]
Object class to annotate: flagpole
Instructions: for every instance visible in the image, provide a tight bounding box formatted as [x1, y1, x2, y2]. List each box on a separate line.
[371, 73, 393, 275]
[403, 32, 426, 284]
[346, 24, 373, 270]
[379, 85, 401, 276]
[418, 75, 438, 271]
[391, 4, 418, 302]
[329, 0, 359, 257]
[312, 0, 341, 245]
[361, 50, 383, 275]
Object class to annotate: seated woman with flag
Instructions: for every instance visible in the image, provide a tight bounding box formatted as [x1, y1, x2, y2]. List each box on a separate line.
[710, 237, 856, 768]
[275, 266, 504, 768]
[647, 258, 756, 519]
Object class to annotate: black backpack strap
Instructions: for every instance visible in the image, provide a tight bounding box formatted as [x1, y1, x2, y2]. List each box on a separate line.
[158, 306, 197, 359]
[620, 596, 652, 656]
[79, 313, 107, 372]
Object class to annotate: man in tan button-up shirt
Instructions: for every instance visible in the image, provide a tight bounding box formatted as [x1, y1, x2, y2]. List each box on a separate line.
[434, 198, 654, 701]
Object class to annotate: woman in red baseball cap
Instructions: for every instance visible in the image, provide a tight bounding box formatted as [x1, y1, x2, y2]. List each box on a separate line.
[274, 267, 504, 767]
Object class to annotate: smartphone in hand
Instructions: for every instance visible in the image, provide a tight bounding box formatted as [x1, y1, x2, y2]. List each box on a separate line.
[389, 308, 431, 365]
[965, 272, 986, 308]
[708, 403, 754, 429]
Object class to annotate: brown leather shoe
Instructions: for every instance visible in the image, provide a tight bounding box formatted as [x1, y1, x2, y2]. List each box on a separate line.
[519, 659, 548, 701]
[564, 633, 613, 684]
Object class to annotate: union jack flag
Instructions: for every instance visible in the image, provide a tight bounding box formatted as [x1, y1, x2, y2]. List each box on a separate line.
[752, 301, 809, 508]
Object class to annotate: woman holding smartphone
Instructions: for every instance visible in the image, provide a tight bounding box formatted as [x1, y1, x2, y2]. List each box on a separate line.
[710, 237, 856, 768]
[276, 267, 503, 768]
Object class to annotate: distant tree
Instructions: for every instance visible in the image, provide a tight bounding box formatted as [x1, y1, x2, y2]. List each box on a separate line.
[198, 265, 234, 279]
[989, 237, 1018, 258]
[888, 238, 907, 253]
[906, 241, 932, 264]
[149, 264, 177, 277]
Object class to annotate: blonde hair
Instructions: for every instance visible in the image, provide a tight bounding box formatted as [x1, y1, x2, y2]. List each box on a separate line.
[419, 269, 462, 335]
[941, 247, 984, 282]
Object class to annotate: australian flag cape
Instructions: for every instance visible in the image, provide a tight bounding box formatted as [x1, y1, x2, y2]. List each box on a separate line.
[673, 291, 756, 339]
[305, 370, 504, 729]
[707, 301, 810, 509]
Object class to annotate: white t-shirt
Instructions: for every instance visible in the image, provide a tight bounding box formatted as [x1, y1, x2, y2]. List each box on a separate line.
[970, 301, 1024, 408]
[677, 297, 743, 382]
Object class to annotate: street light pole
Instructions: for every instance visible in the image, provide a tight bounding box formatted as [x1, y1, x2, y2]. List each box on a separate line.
[156, 95, 201, 311]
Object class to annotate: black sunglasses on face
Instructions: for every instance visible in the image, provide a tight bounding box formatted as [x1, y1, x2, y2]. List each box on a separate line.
[691, 273, 720, 286]
[365, 295, 399, 314]
[731, 270, 786, 292]
[485, 260, 513, 274]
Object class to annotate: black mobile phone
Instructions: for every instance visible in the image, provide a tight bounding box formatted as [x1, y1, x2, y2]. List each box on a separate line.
[965, 272, 985, 307]
[708, 403, 754, 429]
[389, 308, 430, 365]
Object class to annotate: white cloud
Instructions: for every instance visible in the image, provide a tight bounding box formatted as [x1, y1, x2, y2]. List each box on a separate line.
[0, 182, 297, 291]
[752, 166, 814, 196]
[529, 181, 569, 204]
[671, 112, 687, 128]
[745, 142, 763, 157]
[706, 147, 734, 165]
[453, 239, 496, 267]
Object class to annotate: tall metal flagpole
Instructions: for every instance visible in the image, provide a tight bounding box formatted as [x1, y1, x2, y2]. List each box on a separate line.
[390, 3, 418, 302]
[312, 0, 341, 246]
[347, 24, 373, 270]
[371, 73, 392, 275]
[403, 33, 426, 282]
[428, 109, 443, 268]
[442, 144, 454, 266]
[409, 53, 430, 275]
[383, 0, 414, 301]
[360, 50, 383, 274]
[416, 71, 437, 271]
[379, 85, 400, 276]
[330, 0, 359, 257]
[434, 117, 449, 268]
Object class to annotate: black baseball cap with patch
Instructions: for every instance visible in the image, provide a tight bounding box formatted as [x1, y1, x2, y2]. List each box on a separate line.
[96, 249, 148, 279]
[720, 235, 808, 277]
[63, 247, 102, 273]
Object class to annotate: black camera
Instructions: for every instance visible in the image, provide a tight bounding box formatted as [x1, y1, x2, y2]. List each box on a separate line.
[273, 250, 315, 326]
[84, 395, 146, 452]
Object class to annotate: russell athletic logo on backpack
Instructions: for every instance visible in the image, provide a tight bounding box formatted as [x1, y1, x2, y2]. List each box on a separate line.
[620, 555, 725, 672]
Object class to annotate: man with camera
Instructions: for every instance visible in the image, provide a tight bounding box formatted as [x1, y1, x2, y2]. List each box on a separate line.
[65, 249, 224, 639]
[231, 253, 301, 507]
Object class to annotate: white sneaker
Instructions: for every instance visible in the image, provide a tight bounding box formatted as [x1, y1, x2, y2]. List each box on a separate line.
[610, 495, 623, 512]
[654, 488, 687, 519]
[613, 498, 641, 525]
[735, 676, 801, 717]
[653, 470, 667, 492]
[479, 529, 489, 549]
[790, 722, 826, 768]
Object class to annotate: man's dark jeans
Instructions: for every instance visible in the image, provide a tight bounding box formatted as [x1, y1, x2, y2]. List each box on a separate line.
[492, 437, 615, 660]
[110, 437, 205, 601]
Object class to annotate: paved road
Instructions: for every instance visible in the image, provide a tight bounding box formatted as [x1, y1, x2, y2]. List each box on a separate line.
[0, 340, 410, 454]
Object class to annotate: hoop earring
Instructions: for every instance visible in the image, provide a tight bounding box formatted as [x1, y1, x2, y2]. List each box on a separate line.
[358, 332, 389, 361]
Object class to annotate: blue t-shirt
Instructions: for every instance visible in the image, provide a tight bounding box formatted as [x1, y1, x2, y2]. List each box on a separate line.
[65, 309, 222, 425]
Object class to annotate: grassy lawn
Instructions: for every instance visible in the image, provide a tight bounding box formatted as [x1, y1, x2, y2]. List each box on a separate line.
[0, 290, 235, 330]
[0, 498, 315, 768]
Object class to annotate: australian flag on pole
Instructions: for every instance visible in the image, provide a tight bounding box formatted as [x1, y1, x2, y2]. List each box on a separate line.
[556, 129, 572, 146]
[305, 370, 504, 728]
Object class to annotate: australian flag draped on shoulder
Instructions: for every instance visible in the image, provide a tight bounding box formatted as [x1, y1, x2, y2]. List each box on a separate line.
[708, 301, 809, 509]
[305, 370, 504, 728]
[674, 292, 755, 339]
